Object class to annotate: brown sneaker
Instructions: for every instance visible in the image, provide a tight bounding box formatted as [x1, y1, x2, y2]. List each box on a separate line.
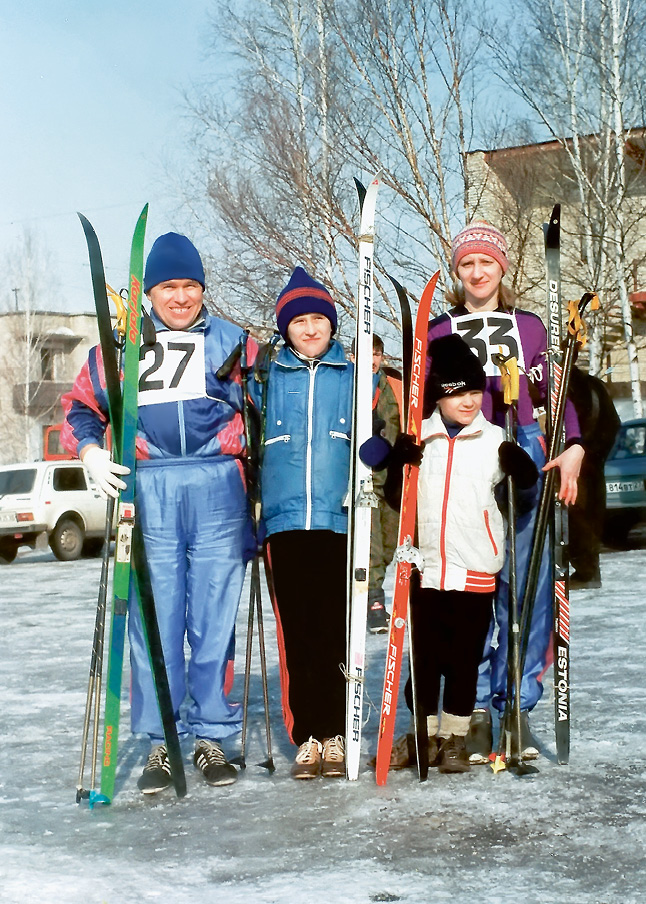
[321, 735, 346, 777]
[291, 737, 322, 779]
[437, 734, 471, 774]
[368, 733, 416, 770]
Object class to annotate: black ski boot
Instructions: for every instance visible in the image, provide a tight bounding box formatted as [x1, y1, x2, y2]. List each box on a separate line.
[509, 711, 540, 760]
[465, 709, 492, 765]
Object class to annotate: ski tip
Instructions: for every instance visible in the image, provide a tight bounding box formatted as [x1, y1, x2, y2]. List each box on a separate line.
[354, 178, 367, 210]
[386, 272, 406, 297]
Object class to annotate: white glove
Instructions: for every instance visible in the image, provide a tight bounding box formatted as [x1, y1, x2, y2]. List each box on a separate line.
[82, 446, 130, 500]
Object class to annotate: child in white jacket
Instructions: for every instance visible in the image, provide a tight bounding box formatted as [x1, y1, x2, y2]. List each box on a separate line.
[387, 334, 537, 774]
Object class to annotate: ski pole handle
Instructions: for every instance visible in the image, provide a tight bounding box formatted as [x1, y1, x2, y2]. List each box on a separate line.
[106, 284, 128, 341]
[217, 340, 243, 380]
[566, 293, 599, 348]
[492, 349, 519, 406]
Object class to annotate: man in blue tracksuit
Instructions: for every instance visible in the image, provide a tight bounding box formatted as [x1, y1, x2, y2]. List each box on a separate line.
[62, 233, 256, 793]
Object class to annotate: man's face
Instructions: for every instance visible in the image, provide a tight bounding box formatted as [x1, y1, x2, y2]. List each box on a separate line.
[147, 279, 204, 330]
[372, 348, 383, 374]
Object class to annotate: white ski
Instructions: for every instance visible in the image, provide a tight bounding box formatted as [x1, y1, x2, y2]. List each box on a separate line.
[346, 173, 380, 780]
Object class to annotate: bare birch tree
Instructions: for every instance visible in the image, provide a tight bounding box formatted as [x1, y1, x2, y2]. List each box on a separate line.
[324, 0, 496, 303]
[183, 0, 365, 338]
[489, 0, 646, 412]
[183, 0, 500, 340]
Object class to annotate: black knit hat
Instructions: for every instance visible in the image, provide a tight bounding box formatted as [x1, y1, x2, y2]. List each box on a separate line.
[428, 334, 486, 404]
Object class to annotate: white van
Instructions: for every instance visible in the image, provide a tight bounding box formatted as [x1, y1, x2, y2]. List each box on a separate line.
[0, 461, 108, 563]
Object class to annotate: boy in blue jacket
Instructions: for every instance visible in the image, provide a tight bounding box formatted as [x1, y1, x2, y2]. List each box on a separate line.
[256, 266, 353, 780]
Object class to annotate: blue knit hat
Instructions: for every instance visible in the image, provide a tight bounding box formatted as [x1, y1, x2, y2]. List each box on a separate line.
[144, 233, 206, 293]
[276, 266, 337, 339]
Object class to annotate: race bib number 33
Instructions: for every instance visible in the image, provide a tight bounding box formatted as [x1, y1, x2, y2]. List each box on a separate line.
[138, 332, 206, 407]
[451, 312, 525, 377]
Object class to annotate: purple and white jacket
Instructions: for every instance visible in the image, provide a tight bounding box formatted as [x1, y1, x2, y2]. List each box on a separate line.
[425, 306, 581, 441]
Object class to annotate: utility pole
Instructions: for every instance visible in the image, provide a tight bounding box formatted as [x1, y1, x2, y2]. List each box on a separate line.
[12, 287, 19, 311]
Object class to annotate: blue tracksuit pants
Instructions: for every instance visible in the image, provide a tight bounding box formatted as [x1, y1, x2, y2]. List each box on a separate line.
[127, 457, 250, 741]
[476, 422, 552, 713]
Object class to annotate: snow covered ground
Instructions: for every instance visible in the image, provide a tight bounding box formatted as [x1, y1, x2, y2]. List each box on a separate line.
[1, 536, 646, 904]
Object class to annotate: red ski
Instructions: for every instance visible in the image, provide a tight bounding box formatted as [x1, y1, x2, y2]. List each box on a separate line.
[375, 271, 439, 786]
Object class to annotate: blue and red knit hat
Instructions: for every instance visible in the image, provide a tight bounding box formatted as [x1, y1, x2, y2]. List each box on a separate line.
[276, 266, 337, 339]
[451, 221, 509, 274]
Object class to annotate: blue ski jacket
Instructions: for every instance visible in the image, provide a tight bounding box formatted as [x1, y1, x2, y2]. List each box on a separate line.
[253, 340, 354, 537]
[61, 308, 256, 463]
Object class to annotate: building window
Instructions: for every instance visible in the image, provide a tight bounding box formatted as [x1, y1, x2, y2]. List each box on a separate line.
[41, 347, 55, 380]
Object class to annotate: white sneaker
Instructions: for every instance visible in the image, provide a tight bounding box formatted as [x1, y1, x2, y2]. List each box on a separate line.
[291, 737, 322, 779]
[321, 735, 345, 778]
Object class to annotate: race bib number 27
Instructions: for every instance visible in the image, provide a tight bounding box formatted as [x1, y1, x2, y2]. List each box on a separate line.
[138, 332, 206, 407]
[451, 312, 526, 377]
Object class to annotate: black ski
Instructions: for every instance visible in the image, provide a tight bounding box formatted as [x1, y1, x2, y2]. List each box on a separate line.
[544, 206, 571, 765]
[518, 289, 599, 692]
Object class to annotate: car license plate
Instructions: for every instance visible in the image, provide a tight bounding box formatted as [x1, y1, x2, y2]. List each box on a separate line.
[0, 513, 16, 524]
[606, 480, 645, 493]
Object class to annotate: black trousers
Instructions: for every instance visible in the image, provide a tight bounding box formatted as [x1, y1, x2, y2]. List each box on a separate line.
[405, 579, 493, 719]
[266, 530, 347, 746]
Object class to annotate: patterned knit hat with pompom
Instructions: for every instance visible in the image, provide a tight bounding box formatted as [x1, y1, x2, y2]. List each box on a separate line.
[451, 221, 509, 274]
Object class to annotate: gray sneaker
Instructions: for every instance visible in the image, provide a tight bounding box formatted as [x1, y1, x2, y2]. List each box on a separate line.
[194, 739, 237, 786]
[137, 744, 172, 794]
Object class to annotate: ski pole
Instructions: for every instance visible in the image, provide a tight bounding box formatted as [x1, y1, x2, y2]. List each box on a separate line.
[491, 353, 538, 776]
[518, 294, 599, 674]
[233, 330, 278, 772]
[254, 333, 280, 772]
[76, 286, 126, 803]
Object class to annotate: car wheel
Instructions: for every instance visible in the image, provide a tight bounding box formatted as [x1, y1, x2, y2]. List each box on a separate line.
[0, 543, 18, 564]
[50, 519, 84, 561]
[82, 537, 105, 557]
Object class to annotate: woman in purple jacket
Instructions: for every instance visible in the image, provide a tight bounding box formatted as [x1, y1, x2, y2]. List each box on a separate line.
[425, 221, 585, 764]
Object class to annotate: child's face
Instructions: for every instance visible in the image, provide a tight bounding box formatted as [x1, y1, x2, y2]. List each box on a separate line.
[287, 312, 332, 359]
[437, 390, 483, 426]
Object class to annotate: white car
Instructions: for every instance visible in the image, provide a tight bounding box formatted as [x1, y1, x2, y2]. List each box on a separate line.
[0, 461, 109, 563]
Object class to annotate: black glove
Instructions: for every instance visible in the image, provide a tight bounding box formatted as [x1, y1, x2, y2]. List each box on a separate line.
[499, 441, 539, 490]
[391, 433, 423, 468]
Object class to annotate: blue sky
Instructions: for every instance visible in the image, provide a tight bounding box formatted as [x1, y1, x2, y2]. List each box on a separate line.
[0, 1, 215, 313]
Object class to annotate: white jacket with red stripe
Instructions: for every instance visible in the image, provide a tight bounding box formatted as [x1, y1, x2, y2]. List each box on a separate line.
[417, 409, 506, 593]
